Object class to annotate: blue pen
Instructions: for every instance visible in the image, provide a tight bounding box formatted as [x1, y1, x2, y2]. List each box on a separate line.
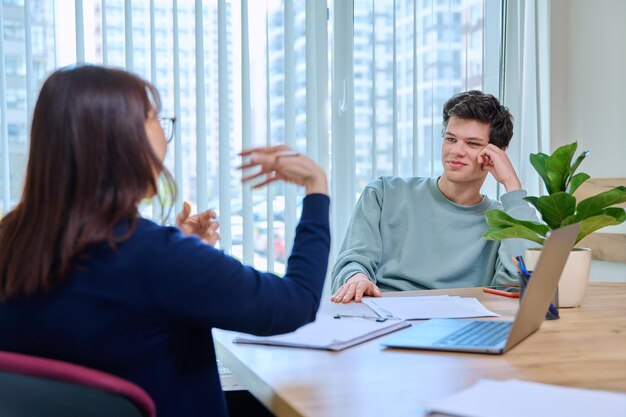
[515, 256, 531, 277]
[548, 303, 559, 317]
[515, 256, 558, 319]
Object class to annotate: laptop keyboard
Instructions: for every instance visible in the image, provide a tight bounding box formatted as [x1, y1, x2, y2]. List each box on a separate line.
[435, 321, 512, 347]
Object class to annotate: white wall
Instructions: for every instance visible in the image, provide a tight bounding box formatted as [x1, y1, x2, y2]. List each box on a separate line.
[550, 0, 626, 177]
[550, 0, 626, 282]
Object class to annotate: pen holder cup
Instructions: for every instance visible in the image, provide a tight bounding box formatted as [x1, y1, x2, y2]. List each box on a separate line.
[519, 272, 559, 320]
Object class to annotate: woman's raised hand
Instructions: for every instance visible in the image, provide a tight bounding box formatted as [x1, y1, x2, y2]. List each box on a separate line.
[239, 145, 328, 195]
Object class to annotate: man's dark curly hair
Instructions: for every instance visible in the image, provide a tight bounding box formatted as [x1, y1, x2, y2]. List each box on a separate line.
[442, 90, 514, 149]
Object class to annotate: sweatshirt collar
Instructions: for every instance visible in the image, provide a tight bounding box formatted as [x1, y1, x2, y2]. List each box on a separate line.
[428, 177, 491, 213]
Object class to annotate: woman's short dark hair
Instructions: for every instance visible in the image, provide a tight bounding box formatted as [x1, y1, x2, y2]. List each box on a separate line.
[442, 90, 514, 149]
[0, 65, 175, 300]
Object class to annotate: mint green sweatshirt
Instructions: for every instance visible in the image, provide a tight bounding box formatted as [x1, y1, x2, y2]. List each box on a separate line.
[331, 177, 538, 293]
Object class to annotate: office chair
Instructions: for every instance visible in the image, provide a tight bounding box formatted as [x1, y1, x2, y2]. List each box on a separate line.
[0, 350, 156, 417]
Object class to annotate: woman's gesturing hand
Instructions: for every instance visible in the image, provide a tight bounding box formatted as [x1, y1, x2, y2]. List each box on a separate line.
[239, 145, 328, 195]
[176, 202, 220, 246]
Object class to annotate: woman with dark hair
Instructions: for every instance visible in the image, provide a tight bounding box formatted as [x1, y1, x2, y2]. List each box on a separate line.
[0, 66, 330, 417]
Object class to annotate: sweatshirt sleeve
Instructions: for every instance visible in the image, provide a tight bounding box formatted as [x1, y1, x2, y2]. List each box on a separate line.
[330, 180, 384, 293]
[491, 189, 541, 286]
[145, 193, 331, 336]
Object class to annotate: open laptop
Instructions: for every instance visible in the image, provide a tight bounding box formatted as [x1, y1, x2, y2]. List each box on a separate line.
[380, 223, 580, 355]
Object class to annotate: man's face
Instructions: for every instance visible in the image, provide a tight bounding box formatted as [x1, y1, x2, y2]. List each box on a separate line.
[441, 116, 491, 185]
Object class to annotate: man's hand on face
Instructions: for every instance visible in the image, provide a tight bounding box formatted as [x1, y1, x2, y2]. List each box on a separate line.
[330, 273, 382, 303]
[478, 144, 522, 192]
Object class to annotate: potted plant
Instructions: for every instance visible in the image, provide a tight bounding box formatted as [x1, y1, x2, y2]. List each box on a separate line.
[483, 142, 626, 307]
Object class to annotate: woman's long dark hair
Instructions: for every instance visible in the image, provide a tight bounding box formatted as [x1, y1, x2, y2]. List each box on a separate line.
[0, 66, 175, 300]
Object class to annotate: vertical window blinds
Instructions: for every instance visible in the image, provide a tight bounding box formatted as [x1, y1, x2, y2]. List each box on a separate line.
[0, 0, 500, 275]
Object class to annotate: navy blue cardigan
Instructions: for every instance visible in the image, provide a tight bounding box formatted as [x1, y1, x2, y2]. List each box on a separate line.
[0, 193, 330, 417]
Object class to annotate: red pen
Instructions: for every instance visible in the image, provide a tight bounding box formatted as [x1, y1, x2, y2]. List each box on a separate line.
[482, 286, 520, 298]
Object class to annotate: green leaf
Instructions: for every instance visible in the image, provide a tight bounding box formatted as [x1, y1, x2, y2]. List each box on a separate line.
[603, 207, 626, 223]
[568, 172, 590, 195]
[576, 208, 626, 243]
[523, 196, 540, 211]
[483, 224, 545, 245]
[535, 192, 577, 229]
[569, 149, 590, 177]
[574, 186, 626, 221]
[485, 209, 550, 236]
[545, 142, 577, 192]
[529, 153, 551, 194]
[561, 213, 578, 226]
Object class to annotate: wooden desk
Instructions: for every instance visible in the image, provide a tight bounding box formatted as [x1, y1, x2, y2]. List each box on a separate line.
[213, 283, 626, 417]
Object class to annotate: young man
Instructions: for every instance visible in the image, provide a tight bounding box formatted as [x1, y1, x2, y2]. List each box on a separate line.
[331, 90, 537, 303]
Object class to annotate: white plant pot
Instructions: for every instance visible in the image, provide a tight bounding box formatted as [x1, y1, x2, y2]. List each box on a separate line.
[524, 247, 592, 308]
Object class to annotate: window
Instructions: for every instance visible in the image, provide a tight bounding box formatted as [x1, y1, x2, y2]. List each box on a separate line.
[1, 0, 497, 271]
[352, 0, 486, 190]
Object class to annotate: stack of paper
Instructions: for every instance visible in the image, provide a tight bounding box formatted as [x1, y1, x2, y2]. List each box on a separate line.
[425, 379, 626, 417]
[362, 295, 498, 320]
[233, 315, 410, 351]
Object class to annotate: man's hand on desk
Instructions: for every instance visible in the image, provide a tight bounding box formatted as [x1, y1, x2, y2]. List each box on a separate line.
[330, 273, 382, 303]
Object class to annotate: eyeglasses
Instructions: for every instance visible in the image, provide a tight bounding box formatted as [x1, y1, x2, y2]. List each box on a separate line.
[159, 117, 176, 143]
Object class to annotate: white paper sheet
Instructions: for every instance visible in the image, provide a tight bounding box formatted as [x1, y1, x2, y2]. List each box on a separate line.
[320, 300, 379, 318]
[233, 315, 410, 351]
[362, 295, 498, 320]
[425, 379, 626, 417]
